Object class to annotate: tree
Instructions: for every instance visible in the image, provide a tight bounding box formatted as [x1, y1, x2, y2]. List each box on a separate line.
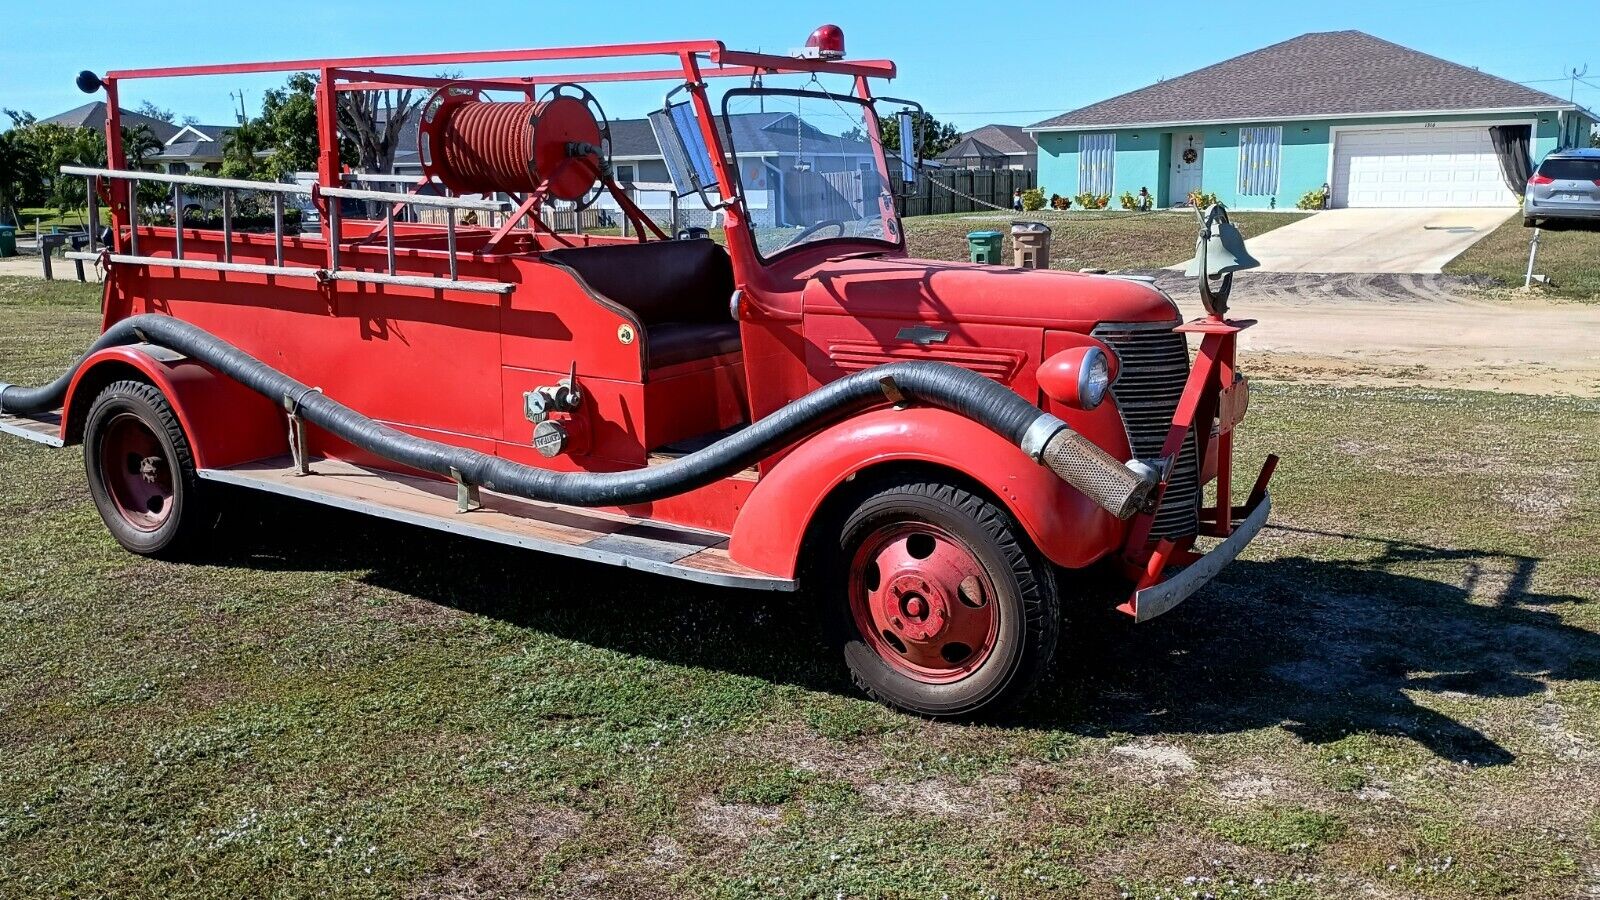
[339, 87, 422, 175]
[875, 110, 960, 161]
[0, 127, 39, 225]
[256, 72, 324, 178]
[135, 101, 175, 123]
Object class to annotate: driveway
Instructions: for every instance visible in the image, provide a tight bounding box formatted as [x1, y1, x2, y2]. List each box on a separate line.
[1240, 207, 1515, 274]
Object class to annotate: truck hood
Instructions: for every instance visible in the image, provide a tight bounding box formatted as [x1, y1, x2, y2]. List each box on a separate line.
[799, 256, 1181, 329]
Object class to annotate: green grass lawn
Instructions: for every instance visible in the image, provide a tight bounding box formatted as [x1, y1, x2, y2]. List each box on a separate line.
[1445, 218, 1600, 302]
[2, 277, 1598, 898]
[903, 210, 1310, 272]
[13, 207, 107, 231]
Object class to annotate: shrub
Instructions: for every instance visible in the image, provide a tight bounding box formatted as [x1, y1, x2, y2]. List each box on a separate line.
[1296, 185, 1329, 210]
[1118, 191, 1138, 210]
[1049, 193, 1070, 210]
[1074, 192, 1110, 210]
[1020, 187, 1046, 211]
[1186, 189, 1220, 209]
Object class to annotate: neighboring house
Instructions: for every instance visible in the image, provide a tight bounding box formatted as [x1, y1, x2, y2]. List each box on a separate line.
[1028, 31, 1600, 209]
[148, 123, 233, 174]
[938, 124, 1037, 170]
[38, 101, 235, 175]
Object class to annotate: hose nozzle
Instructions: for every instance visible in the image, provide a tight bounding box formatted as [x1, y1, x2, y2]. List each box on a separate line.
[1022, 415, 1159, 519]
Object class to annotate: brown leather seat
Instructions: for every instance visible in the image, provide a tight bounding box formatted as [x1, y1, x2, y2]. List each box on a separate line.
[543, 239, 740, 371]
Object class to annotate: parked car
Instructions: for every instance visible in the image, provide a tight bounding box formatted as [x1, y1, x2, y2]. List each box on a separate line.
[1524, 148, 1600, 227]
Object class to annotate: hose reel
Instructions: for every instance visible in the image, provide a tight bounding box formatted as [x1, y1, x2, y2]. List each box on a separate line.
[418, 82, 612, 210]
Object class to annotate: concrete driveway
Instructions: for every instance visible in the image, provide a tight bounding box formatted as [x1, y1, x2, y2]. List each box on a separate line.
[1241, 207, 1515, 274]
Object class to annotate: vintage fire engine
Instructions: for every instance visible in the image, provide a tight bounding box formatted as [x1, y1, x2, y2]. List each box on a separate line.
[0, 27, 1273, 717]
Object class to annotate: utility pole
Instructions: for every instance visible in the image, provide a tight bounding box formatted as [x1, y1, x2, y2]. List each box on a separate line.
[230, 90, 247, 124]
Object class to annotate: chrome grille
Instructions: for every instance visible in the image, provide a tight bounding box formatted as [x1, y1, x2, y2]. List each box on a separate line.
[1093, 322, 1200, 538]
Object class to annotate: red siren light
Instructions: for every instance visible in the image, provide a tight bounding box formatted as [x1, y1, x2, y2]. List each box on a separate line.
[801, 24, 846, 60]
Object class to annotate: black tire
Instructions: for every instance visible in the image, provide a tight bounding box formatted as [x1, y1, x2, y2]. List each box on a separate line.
[83, 380, 212, 558]
[1523, 215, 1538, 228]
[828, 478, 1060, 718]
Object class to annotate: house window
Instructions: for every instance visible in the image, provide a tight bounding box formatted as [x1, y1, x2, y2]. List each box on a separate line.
[1078, 133, 1115, 195]
[1237, 126, 1282, 196]
[614, 164, 636, 183]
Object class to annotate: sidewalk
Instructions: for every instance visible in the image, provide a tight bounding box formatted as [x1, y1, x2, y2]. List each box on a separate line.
[0, 252, 104, 282]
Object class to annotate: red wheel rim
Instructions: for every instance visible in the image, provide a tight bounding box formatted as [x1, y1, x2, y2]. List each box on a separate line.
[97, 413, 174, 532]
[848, 522, 999, 683]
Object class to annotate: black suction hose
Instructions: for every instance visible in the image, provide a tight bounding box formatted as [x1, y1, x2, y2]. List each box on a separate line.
[1, 314, 1153, 515]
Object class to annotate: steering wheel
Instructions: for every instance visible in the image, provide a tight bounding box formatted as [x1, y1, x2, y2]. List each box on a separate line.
[789, 219, 847, 245]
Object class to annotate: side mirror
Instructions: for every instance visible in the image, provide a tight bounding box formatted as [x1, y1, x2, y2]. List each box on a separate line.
[897, 109, 919, 185]
[648, 95, 724, 209]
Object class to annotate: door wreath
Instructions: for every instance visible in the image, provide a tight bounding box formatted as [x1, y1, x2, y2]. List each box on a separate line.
[1182, 147, 1198, 164]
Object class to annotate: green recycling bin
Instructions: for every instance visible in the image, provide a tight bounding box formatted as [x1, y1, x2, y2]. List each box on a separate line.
[0, 226, 16, 258]
[966, 230, 1003, 264]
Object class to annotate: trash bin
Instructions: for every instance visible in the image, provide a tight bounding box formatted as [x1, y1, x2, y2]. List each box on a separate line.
[0, 225, 16, 258]
[1011, 221, 1052, 269]
[967, 230, 1003, 264]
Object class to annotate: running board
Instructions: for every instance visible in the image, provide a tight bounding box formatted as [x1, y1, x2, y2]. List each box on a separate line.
[198, 456, 794, 592]
[0, 410, 65, 448]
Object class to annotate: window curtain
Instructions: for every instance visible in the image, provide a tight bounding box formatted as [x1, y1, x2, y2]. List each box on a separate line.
[1488, 125, 1533, 193]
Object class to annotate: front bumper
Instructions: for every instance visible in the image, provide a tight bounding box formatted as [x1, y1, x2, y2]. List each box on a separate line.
[1129, 492, 1270, 622]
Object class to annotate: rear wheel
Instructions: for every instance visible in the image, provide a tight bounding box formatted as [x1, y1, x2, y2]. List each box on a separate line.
[830, 479, 1059, 718]
[83, 380, 211, 558]
[1524, 215, 1538, 228]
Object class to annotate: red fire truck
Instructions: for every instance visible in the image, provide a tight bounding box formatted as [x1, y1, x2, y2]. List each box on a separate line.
[0, 27, 1273, 717]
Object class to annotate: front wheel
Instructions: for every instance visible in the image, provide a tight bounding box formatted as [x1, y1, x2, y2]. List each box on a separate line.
[830, 479, 1060, 718]
[83, 380, 212, 558]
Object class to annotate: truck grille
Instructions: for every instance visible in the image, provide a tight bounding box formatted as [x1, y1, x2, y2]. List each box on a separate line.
[1092, 322, 1200, 538]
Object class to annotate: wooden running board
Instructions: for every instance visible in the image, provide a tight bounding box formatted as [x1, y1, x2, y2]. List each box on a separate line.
[0, 410, 65, 448]
[199, 456, 793, 592]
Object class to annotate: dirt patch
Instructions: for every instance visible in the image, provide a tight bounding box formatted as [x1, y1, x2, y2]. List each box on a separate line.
[692, 798, 780, 844]
[1128, 271, 1600, 397]
[859, 773, 1019, 821]
[410, 801, 583, 900]
[1109, 740, 1199, 782]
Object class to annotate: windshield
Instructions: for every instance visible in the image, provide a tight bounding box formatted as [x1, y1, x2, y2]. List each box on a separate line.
[721, 88, 901, 260]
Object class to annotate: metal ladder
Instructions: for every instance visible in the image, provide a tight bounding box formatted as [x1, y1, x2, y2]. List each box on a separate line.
[60, 165, 519, 295]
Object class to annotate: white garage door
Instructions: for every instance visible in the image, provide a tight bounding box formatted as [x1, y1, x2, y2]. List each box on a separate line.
[1332, 126, 1517, 208]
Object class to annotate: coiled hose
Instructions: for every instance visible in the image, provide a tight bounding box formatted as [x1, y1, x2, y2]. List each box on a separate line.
[0, 315, 1156, 517]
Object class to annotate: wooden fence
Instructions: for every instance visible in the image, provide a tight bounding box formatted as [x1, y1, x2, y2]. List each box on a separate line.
[889, 168, 1037, 218]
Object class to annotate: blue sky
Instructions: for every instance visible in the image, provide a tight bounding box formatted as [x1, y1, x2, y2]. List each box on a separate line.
[2, 0, 1595, 130]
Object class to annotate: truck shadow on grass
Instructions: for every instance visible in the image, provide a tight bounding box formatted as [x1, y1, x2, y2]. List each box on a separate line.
[215, 498, 1595, 768]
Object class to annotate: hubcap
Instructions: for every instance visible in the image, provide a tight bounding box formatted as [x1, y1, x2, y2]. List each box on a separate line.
[848, 523, 998, 683]
[98, 414, 174, 532]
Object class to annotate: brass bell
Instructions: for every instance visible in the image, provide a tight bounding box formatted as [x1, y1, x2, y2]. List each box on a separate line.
[1183, 208, 1260, 277]
[1182, 204, 1259, 316]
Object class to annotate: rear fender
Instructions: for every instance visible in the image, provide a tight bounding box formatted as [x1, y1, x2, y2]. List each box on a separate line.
[62, 345, 286, 469]
[728, 407, 1124, 579]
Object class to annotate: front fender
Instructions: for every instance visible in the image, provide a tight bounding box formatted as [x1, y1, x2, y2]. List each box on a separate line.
[62, 345, 286, 469]
[728, 407, 1124, 579]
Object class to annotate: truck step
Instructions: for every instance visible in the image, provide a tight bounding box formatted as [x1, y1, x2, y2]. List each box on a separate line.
[199, 456, 794, 592]
[0, 410, 65, 448]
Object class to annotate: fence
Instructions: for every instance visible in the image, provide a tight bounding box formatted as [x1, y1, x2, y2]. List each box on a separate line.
[889, 168, 1037, 218]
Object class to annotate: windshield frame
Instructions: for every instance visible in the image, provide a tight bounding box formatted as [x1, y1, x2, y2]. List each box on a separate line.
[719, 86, 904, 263]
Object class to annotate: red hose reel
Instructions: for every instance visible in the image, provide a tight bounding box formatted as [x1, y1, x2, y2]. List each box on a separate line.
[418, 83, 612, 208]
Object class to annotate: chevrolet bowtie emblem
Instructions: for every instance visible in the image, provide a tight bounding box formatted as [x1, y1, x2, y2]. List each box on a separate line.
[895, 325, 950, 345]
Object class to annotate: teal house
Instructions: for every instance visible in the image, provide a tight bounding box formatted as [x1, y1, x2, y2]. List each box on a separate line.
[1029, 31, 1597, 210]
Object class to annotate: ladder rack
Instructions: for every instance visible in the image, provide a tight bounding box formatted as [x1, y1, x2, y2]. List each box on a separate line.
[59, 165, 519, 295]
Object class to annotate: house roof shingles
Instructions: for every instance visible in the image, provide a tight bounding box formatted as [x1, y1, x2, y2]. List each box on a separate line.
[38, 101, 183, 143]
[941, 124, 1036, 158]
[1030, 30, 1577, 130]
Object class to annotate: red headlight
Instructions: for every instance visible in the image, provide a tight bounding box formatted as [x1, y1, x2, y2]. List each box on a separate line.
[1039, 345, 1117, 410]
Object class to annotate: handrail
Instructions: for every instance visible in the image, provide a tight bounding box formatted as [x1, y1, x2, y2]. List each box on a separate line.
[60, 165, 310, 195]
[319, 185, 509, 212]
